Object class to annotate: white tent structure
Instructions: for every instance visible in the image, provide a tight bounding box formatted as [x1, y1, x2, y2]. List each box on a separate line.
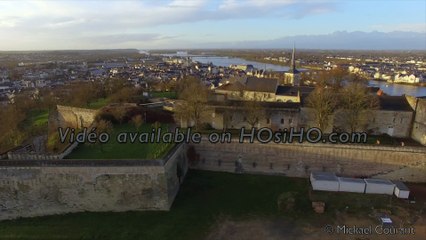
[310, 172, 339, 192]
[364, 179, 395, 195]
[392, 181, 410, 199]
[338, 177, 366, 193]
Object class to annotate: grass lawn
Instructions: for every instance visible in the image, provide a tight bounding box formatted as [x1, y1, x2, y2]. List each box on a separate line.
[151, 91, 177, 99]
[65, 123, 175, 159]
[365, 135, 422, 146]
[310, 190, 393, 216]
[25, 109, 49, 128]
[0, 170, 420, 240]
[0, 170, 310, 240]
[21, 109, 49, 136]
[87, 98, 109, 109]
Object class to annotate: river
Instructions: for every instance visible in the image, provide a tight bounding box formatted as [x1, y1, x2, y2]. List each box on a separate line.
[191, 56, 291, 72]
[188, 55, 426, 97]
[368, 80, 426, 97]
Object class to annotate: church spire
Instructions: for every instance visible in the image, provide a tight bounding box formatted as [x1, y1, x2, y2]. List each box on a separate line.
[291, 43, 296, 71]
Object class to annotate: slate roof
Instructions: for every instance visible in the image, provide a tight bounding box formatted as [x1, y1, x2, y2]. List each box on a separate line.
[276, 86, 298, 96]
[215, 81, 245, 91]
[245, 77, 278, 93]
[378, 96, 413, 111]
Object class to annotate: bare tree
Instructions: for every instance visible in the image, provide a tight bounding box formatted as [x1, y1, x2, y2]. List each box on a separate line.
[0, 106, 26, 153]
[72, 84, 93, 107]
[306, 86, 337, 131]
[173, 76, 209, 130]
[328, 67, 348, 90]
[94, 120, 113, 152]
[151, 121, 161, 131]
[111, 107, 127, 124]
[300, 72, 311, 86]
[242, 99, 265, 128]
[131, 114, 144, 130]
[336, 82, 379, 132]
[312, 68, 348, 90]
[222, 107, 235, 130]
[109, 87, 138, 103]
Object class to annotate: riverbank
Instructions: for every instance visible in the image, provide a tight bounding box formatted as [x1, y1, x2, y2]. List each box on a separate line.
[192, 53, 426, 97]
[211, 52, 320, 70]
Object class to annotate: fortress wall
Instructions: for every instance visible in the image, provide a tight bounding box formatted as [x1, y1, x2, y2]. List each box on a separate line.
[163, 144, 189, 208]
[6, 105, 99, 160]
[0, 165, 167, 221]
[0, 145, 188, 221]
[56, 105, 98, 128]
[411, 98, 426, 145]
[191, 140, 426, 182]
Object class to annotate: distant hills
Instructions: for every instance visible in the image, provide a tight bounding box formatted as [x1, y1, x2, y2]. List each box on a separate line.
[204, 31, 426, 50]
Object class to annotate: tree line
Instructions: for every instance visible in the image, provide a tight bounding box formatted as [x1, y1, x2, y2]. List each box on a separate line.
[173, 70, 379, 133]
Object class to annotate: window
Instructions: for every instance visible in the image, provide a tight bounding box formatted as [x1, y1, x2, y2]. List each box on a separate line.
[266, 118, 270, 124]
[289, 118, 292, 124]
[281, 118, 284, 124]
[393, 118, 396, 123]
[400, 118, 403, 124]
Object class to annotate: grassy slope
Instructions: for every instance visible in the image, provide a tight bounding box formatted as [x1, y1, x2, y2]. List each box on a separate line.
[0, 170, 419, 240]
[21, 109, 49, 136]
[151, 91, 177, 99]
[24, 109, 49, 128]
[0, 170, 309, 240]
[87, 98, 109, 109]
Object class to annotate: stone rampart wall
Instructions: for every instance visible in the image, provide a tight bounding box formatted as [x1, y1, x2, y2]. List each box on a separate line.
[190, 140, 426, 182]
[0, 144, 188, 221]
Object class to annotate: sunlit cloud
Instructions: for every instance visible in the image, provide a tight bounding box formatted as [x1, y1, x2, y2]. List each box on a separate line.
[0, 0, 424, 50]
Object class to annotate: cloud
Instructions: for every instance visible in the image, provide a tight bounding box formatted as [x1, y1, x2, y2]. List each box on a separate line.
[0, 0, 339, 49]
[0, 0, 336, 31]
[83, 33, 180, 45]
[219, 0, 295, 10]
[0, 18, 18, 28]
[3, 0, 423, 50]
[216, 0, 336, 19]
[44, 18, 88, 29]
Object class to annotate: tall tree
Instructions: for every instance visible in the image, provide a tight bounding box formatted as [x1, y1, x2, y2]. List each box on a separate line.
[242, 99, 265, 128]
[94, 120, 113, 153]
[328, 67, 348, 90]
[109, 87, 138, 103]
[0, 106, 26, 152]
[337, 82, 379, 132]
[306, 86, 337, 131]
[173, 76, 209, 130]
[131, 114, 144, 131]
[111, 107, 127, 124]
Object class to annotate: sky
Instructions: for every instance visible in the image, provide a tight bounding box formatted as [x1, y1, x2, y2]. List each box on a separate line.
[0, 0, 425, 50]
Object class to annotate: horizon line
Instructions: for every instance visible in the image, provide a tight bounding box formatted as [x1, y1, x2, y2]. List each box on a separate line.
[1, 47, 426, 52]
